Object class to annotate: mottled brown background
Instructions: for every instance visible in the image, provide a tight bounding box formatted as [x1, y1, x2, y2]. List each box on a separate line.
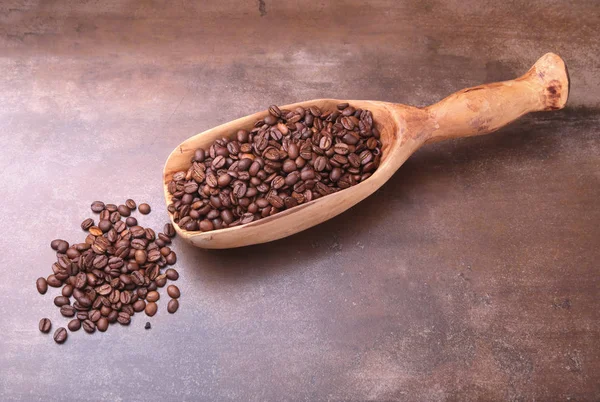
[0, 1, 599, 401]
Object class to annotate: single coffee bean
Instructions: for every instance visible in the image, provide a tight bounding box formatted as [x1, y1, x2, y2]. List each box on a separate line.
[107, 310, 119, 323]
[126, 217, 138, 227]
[117, 204, 131, 217]
[97, 317, 109, 332]
[81, 218, 94, 230]
[145, 302, 158, 317]
[166, 251, 177, 265]
[138, 203, 151, 215]
[146, 291, 159, 302]
[54, 296, 70, 307]
[76, 311, 88, 321]
[98, 220, 112, 233]
[53, 327, 68, 344]
[165, 268, 179, 281]
[155, 275, 167, 288]
[167, 299, 179, 314]
[62, 284, 73, 297]
[167, 285, 180, 299]
[47, 274, 62, 287]
[89, 226, 103, 236]
[83, 319, 96, 333]
[125, 199, 137, 210]
[68, 319, 81, 331]
[117, 312, 131, 325]
[105, 203, 117, 212]
[39, 318, 52, 333]
[60, 305, 76, 317]
[99, 210, 110, 221]
[36, 277, 48, 294]
[133, 300, 146, 312]
[91, 201, 105, 212]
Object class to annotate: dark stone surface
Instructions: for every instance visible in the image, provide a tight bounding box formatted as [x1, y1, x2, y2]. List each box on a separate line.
[0, 1, 598, 401]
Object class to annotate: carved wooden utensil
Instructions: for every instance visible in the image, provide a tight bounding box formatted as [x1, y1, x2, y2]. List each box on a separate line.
[164, 53, 569, 249]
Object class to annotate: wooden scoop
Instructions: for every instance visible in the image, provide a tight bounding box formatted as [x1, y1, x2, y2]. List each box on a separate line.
[164, 53, 569, 249]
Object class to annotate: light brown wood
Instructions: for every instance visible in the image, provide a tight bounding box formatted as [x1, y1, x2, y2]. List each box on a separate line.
[163, 53, 569, 249]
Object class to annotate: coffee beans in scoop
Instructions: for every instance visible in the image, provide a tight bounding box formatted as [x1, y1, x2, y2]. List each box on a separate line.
[166, 103, 382, 233]
[37, 200, 180, 344]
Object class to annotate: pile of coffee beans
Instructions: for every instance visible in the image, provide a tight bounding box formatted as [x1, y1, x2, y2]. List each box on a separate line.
[37, 201, 181, 344]
[167, 103, 381, 232]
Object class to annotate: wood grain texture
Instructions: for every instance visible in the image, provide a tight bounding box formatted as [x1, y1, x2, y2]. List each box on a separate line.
[166, 54, 568, 249]
[0, 1, 598, 401]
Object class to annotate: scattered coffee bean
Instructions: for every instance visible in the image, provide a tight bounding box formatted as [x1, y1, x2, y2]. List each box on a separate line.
[36, 277, 48, 294]
[167, 285, 180, 299]
[138, 203, 151, 215]
[83, 319, 96, 333]
[91, 201, 105, 212]
[47, 274, 62, 287]
[145, 302, 157, 317]
[167, 299, 179, 314]
[60, 305, 76, 317]
[54, 296, 70, 307]
[40, 199, 182, 341]
[53, 327, 68, 344]
[166, 104, 381, 232]
[164, 223, 176, 237]
[81, 218, 94, 231]
[146, 291, 159, 302]
[67, 319, 81, 331]
[39, 318, 52, 333]
[165, 269, 179, 281]
[97, 317, 109, 332]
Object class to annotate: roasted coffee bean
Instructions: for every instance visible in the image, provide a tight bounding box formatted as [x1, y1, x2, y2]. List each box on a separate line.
[83, 319, 96, 333]
[81, 218, 94, 230]
[125, 199, 137, 210]
[98, 220, 112, 233]
[167, 285, 180, 299]
[89, 226, 102, 236]
[91, 201, 105, 213]
[60, 305, 76, 317]
[117, 312, 131, 325]
[36, 277, 48, 294]
[146, 291, 160, 302]
[62, 284, 73, 297]
[167, 299, 179, 314]
[47, 274, 62, 287]
[133, 300, 146, 312]
[39, 318, 52, 333]
[138, 203, 151, 214]
[117, 204, 131, 217]
[54, 296, 70, 307]
[125, 217, 138, 227]
[107, 310, 118, 323]
[145, 302, 158, 317]
[76, 311, 88, 321]
[99, 209, 110, 221]
[53, 327, 68, 343]
[165, 269, 179, 281]
[164, 223, 176, 237]
[97, 317, 109, 332]
[166, 252, 177, 265]
[67, 319, 81, 332]
[89, 310, 102, 322]
[155, 275, 167, 288]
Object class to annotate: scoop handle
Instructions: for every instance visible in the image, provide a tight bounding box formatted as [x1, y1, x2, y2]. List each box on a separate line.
[425, 53, 569, 143]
